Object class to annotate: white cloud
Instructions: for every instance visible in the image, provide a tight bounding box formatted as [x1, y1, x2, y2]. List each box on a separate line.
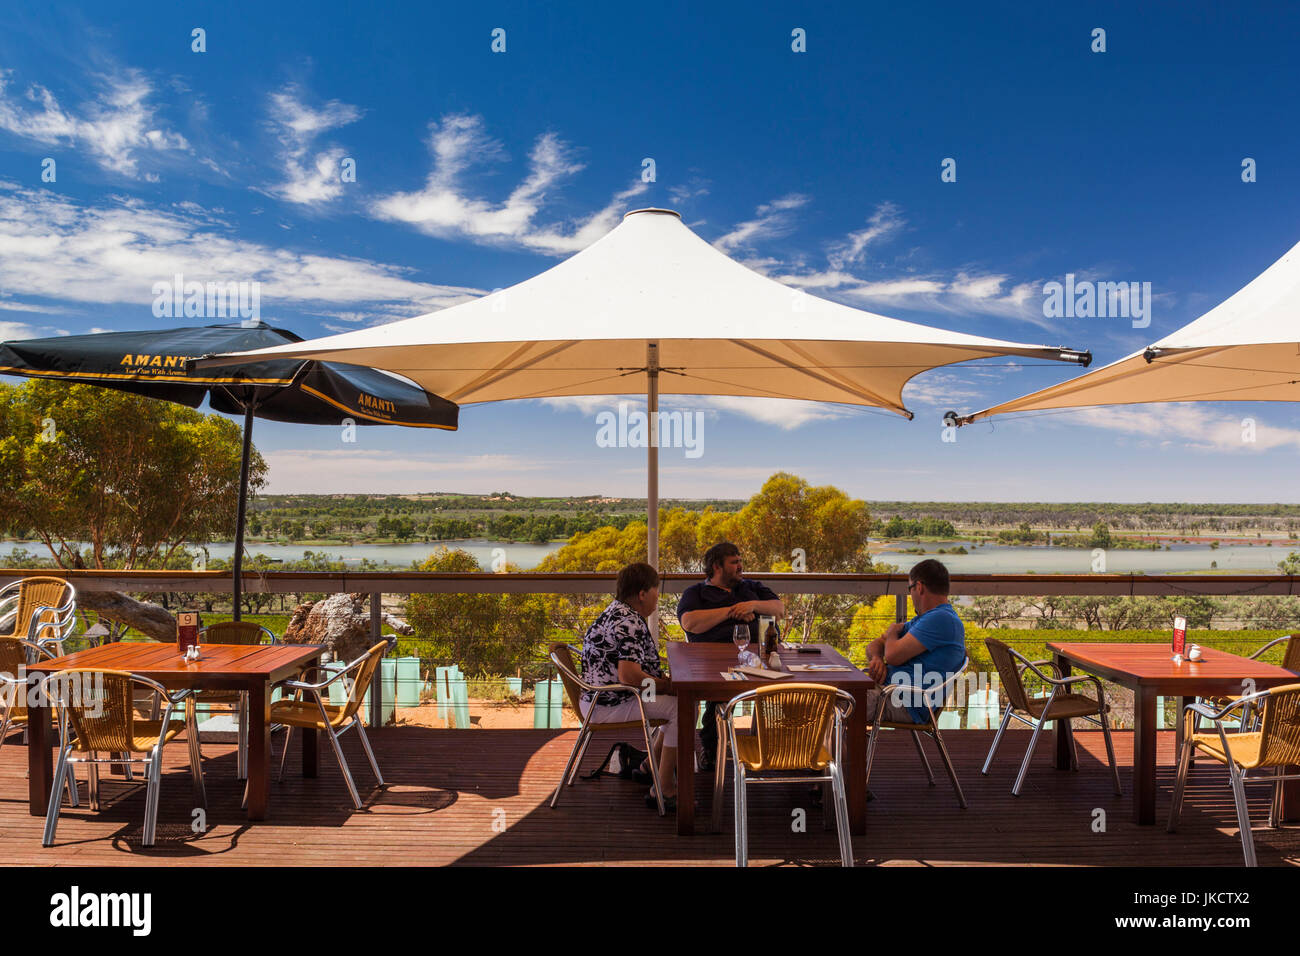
[826, 202, 904, 270]
[539, 393, 852, 430]
[901, 371, 984, 412]
[703, 396, 853, 429]
[538, 395, 627, 416]
[1070, 404, 1300, 453]
[771, 264, 1046, 326]
[726, 198, 1058, 329]
[0, 183, 483, 314]
[0, 297, 67, 315]
[711, 194, 809, 254]
[0, 69, 188, 178]
[0, 320, 40, 339]
[261, 85, 362, 205]
[369, 113, 647, 255]
[668, 178, 710, 206]
[833, 273, 1048, 326]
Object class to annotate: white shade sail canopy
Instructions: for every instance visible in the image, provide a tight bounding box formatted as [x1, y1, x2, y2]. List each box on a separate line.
[200, 206, 1089, 571]
[199, 208, 1087, 418]
[954, 238, 1300, 426]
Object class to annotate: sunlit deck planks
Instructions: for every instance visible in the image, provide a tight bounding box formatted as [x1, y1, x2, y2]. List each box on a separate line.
[1, 727, 1296, 866]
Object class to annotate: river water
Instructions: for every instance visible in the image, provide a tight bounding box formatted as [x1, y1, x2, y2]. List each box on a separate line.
[874, 539, 1292, 574]
[0, 539, 561, 571]
[5, 536, 1293, 574]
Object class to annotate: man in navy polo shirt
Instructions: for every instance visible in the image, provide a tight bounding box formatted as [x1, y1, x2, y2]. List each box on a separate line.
[676, 541, 785, 770]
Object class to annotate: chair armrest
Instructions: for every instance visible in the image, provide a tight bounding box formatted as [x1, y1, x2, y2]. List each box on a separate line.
[548, 648, 641, 697]
[282, 665, 329, 684]
[281, 677, 335, 693]
[282, 650, 375, 692]
[1183, 691, 1268, 724]
[1055, 673, 1106, 695]
[1017, 657, 1071, 685]
[26, 601, 75, 635]
[583, 681, 643, 696]
[1248, 636, 1293, 660]
[282, 668, 356, 693]
[14, 638, 58, 662]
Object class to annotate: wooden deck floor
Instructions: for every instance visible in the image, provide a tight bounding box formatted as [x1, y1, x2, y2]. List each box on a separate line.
[2, 726, 1297, 866]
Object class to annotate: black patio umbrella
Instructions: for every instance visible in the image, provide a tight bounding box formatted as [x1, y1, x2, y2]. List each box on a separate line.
[0, 321, 458, 618]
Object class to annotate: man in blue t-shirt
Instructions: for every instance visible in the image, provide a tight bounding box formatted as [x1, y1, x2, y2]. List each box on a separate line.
[865, 559, 966, 723]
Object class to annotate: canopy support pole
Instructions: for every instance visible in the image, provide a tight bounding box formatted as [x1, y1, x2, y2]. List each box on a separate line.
[232, 405, 255, 622]
[647, 341, 660, 571]
[647, 341, 660, 635]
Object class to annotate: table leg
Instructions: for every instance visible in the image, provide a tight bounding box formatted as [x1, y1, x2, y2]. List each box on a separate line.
[301, 721, 317, 778]
[846, 692, 867, 835]
[1133, 686, 1157, 825]
[246, 682, 271, 821]
[1052, 652, 1074, 771]
[27, 699, 53, 816]
[676, 691, 695, 836]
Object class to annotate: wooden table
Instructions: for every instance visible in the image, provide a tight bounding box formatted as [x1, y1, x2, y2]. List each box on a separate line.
[1047, 641, 1300, 825]
[666, 641, 873, 836]
[26, 641, 325, 821]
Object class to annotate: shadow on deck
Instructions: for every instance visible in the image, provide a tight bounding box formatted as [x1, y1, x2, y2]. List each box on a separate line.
[2, 727, 1297, 866]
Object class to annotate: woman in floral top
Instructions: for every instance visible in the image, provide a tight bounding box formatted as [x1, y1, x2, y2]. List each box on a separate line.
[580, 562, 677, 809]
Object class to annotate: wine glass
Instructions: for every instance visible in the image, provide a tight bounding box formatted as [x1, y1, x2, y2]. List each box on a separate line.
[732, 624, 751, 662]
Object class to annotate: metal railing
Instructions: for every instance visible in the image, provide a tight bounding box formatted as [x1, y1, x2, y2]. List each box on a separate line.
[7, 568, 1300, 597]
[5, 569, 1298, 729]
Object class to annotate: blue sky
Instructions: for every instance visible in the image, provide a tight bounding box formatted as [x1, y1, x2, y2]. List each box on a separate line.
[2, 0, 1300, 502]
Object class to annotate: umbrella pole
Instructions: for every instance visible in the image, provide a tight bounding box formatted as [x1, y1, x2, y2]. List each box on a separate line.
[647, 342, 659, 570]
[232, 406, 254, 622]
[647, 342, 659, 633]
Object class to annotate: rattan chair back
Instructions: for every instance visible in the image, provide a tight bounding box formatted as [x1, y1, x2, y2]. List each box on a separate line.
[1256, 683, 1300, 767]
[549, 644, 587, 714]
[53, 669, 144, 753]
[338, 642, 388, 722]
[749, 682, 840, 771]
[200, 621, 275, 645]
[984, 638, 1031, 711]
[6, 577, 73, 642]
[1280, 637, 1300, 673]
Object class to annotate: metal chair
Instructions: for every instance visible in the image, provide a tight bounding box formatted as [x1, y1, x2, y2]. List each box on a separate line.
[547, 642, 669, 815]
[0, 637, 79, 805]
[0, 576, 76, 657]
[1198, 635, 1300, 732]
[189, 622, 277, 780]
[981, 638, 1121, 796]
[716, 682, 855, 867]
[269, 641, 387, 810]
[40, 668, 204, 847]
[865, 656, 970, 808]
[1168, 683, 1300, 867]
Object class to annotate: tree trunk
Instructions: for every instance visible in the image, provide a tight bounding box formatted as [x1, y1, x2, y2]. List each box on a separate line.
[76, 590, 177, 642]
